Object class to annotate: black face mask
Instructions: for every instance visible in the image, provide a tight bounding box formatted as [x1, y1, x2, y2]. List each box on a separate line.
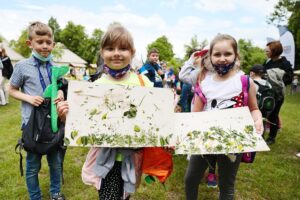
[212, 59, 236, 76]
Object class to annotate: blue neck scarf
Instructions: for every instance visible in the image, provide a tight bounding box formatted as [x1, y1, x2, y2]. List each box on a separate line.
[104, 64, 131, 79]
[32, 50, 53, 62]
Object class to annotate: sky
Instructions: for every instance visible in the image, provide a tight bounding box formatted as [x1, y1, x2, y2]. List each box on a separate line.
[0, 0, 281, 60]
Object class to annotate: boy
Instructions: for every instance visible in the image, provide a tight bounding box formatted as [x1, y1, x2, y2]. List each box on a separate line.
[249, 64, 275, 139]
[139, 48, 164, 88]
[8, 21, 65, 200]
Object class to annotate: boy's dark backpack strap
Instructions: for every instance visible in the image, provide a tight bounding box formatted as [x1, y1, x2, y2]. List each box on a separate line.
[15, 138, 24, 176]
[253, 80, 261, 87]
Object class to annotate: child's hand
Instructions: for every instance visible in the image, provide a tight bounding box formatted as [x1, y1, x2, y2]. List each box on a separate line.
[57, 101, 69, 122]
[54, 90, 64, 104]
[28, 96, 44, 106]
[254, 118, 264, 135]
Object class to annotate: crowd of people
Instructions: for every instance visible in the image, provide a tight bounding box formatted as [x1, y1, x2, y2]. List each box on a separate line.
[3, 21, 298, 200]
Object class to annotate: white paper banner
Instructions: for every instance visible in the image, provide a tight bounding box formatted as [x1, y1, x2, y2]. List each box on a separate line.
[65, 81, 175, 148]
[65, 81, 270, 154]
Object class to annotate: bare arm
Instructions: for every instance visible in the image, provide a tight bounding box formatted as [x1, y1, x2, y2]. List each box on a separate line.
[192, 94, 203, 112]
[248, 80, 263, 134]
[8, 83, 44, 107]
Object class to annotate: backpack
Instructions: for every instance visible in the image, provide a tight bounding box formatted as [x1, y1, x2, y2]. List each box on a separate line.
[15, 98, 66, 176]
[194, 75, 256, 163]
[253, 80, 275, 115]
[266, 68, 285, 101]
[1, 56, 14, 79]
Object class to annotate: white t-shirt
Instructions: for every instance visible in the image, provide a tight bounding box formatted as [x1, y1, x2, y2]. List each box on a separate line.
[201, 71, 244, 111]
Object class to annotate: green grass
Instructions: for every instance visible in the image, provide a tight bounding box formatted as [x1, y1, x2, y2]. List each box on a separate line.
[0, 94, 300, 200]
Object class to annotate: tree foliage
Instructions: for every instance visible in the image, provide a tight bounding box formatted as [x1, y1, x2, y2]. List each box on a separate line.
[11, 29, 31, 57]
[238, 39, 266, 74]
[81, 28, 103, 64]
[48, 17, 61, 42]
[59, 21, 87, 59]
[268, 0, 300, 69]
[168, 57, 184, 75]
[147, 36, 174, 62]
[184, 35, 208, 60]
[0, 34, 5, 42]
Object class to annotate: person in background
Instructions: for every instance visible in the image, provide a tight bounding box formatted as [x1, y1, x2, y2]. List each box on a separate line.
[0, 44, 13, 104]
[263, 40, 293, 145]
[0, 60, 6, 105]
[8, 21, 65, 200]
[292, 75, 298, 94]
[139, 48, 164, 88]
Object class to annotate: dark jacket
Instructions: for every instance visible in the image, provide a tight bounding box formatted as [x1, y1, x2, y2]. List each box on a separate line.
[263, 56, 293, 85]
[1, 56, 13, 79]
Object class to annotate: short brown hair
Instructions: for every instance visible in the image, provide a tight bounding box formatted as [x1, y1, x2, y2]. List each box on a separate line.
[147, 48, 159, 57]
[100, 23, 135, 55]
[266, 40, 283, 58]
[27, 21, 53, 40]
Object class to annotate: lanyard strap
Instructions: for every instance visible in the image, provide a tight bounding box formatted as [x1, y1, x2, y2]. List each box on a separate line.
[34, 58, 52, 91]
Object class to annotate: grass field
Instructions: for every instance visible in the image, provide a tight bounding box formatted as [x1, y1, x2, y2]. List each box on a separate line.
[0, 93, 299, 200]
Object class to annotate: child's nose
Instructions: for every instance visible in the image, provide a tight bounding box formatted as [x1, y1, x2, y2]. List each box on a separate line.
[42, 42, 48, 48]
[219, 55, 226, 62]
[113, 49, 121, 55]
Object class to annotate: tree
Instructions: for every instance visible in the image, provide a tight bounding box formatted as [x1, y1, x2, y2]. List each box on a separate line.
[184, 35, 208, 60]
[0, 34, 5, 42]
[168, 57, 184, 74]
[238, 39, 266, 74]
[48, 17, 61, 42]
[11, 29, 31, 57]
[52, 42, 64, 59]
[147, 36, 174, 62]
[81, 28, 103, 64]
[59, 21, 87, 59]
[268, 0, 300, 69]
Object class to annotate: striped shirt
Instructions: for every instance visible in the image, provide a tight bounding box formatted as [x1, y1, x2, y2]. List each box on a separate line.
[10, 56, 54, 125]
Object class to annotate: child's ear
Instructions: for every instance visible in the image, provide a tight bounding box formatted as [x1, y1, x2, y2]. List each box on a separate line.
[52, 42, 56, 48]
[26, 40, 33, 49]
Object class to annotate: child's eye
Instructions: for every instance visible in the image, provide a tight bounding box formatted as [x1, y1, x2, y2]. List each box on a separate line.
[105, 47, 113, 51]
[224, 52, 233, 56]
[213, 53, 221, 57]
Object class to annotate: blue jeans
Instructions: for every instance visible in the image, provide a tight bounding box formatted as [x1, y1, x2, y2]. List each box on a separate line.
[26, 150, 62, 200]
[179, 83, 193, 112]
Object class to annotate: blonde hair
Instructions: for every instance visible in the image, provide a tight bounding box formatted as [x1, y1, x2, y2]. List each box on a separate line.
[0, 44, 7, 57]
[27, 21, 53, 40]
[100, 24, 135, 55]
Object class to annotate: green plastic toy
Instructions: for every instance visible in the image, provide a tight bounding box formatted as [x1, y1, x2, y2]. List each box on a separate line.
[43, 66, 69, 132]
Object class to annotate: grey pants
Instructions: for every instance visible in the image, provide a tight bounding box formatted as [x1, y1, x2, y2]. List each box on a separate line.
[185, 154, 242, 200]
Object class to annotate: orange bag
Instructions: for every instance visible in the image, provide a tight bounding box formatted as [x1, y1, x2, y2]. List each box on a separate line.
[141, 147, 173, 183]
